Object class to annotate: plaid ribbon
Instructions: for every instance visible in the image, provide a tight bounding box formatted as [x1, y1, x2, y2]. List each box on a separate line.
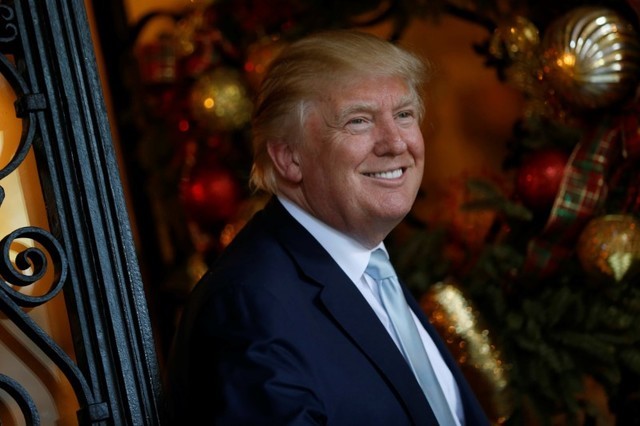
[523, 116, 621, 276]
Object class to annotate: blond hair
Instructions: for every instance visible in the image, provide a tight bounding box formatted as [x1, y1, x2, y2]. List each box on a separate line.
[249, 29, 429, 194]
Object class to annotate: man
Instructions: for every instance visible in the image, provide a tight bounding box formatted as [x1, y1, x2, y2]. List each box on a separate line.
[167, 29, 489, 425]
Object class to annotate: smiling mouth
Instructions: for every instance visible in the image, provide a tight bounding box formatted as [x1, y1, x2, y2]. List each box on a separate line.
[364, 168, 404, 179]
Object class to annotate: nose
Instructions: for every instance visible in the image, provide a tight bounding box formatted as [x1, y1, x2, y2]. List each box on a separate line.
[374, 117, 407, 156]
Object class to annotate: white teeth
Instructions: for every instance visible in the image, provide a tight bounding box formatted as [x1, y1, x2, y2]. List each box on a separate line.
[367, 168, 403, 179]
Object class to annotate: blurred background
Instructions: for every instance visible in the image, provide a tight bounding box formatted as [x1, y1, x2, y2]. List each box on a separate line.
[88, 0, 640, 424]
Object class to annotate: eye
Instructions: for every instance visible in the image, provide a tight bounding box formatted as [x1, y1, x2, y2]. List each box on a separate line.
[344, 116, 371, 133]
[395, 110, 417, 127]
[396, 110, 414, 119]
[347, 117, 367, 125]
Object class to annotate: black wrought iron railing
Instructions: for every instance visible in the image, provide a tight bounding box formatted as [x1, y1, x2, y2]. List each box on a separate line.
[0, 1, 162, 424]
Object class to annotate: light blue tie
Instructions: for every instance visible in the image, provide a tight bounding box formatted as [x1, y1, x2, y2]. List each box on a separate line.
[367, 249, 457, 426]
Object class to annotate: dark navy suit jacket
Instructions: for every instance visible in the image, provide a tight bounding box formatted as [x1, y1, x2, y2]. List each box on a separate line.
[166, 197, 489, 425]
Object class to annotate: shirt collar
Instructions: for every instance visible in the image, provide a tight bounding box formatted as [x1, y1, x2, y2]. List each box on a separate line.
[278, 196, 386, 284]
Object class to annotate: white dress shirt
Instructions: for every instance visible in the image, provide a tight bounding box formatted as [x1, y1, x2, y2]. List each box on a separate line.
[279, 196, 464, 424]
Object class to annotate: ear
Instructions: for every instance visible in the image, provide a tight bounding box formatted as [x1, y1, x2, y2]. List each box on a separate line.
[267, 140, 303, 183]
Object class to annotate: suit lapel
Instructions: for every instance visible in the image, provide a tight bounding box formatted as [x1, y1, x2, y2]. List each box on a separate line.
[317, 279, 439, 425]
[264, 199, 438, 425]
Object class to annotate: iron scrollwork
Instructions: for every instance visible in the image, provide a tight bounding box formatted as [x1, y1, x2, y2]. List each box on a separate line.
[0, 228, 109, 424]
[0, 4, 18, 52]
[0, 374, 39, 425]
[0, 3, 109, 424]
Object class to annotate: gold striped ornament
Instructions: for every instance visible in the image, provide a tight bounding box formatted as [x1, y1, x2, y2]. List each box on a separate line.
[541, 7, 640, 110]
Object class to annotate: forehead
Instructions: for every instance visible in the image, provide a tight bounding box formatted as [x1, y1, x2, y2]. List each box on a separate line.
[317, 76, 416, 118]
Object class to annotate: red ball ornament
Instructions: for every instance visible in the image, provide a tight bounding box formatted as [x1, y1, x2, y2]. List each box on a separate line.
[180, 160, 241, 226]
[516, 148, 569, 212]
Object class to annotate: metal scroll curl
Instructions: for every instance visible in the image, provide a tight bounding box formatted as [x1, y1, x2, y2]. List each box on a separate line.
[0, 4, 18, 49]
[0, 226, 67, 308]
[0, 374, 40, 426]
[0, 227, 110, 423]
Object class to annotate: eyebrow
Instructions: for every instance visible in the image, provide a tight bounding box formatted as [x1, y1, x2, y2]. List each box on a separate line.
[333, 94, 417, 124]
[333, 103, 375, 124]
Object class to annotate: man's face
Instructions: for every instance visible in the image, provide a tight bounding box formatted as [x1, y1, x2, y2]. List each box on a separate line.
[295, 75, 425, 247]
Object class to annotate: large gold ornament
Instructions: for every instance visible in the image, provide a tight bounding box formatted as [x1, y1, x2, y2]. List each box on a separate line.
[189, 67, 253, 132]
[577, 214, 640, 283]
[421, 281, 513, 424]
[541, 6, 640, 110]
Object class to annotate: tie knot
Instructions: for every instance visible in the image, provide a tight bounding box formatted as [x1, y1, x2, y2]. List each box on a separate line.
[366, 249, 396, 280]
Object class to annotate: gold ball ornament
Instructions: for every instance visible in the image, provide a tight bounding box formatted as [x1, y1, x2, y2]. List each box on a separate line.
[577, 214, 640, 283]
[421, 281, 513, 424]
[489, 16, 543, 108]
[489, 16, 541, 62]
[541, 7, 640, 110]
[189, 67, 253, 132]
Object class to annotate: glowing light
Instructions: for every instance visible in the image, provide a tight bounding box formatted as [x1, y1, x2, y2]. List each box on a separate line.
[561, 53, 576, 67]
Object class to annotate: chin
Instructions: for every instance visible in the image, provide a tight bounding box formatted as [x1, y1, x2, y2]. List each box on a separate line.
[384, 194, 415, 212]
[376, 204, 412, 223]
